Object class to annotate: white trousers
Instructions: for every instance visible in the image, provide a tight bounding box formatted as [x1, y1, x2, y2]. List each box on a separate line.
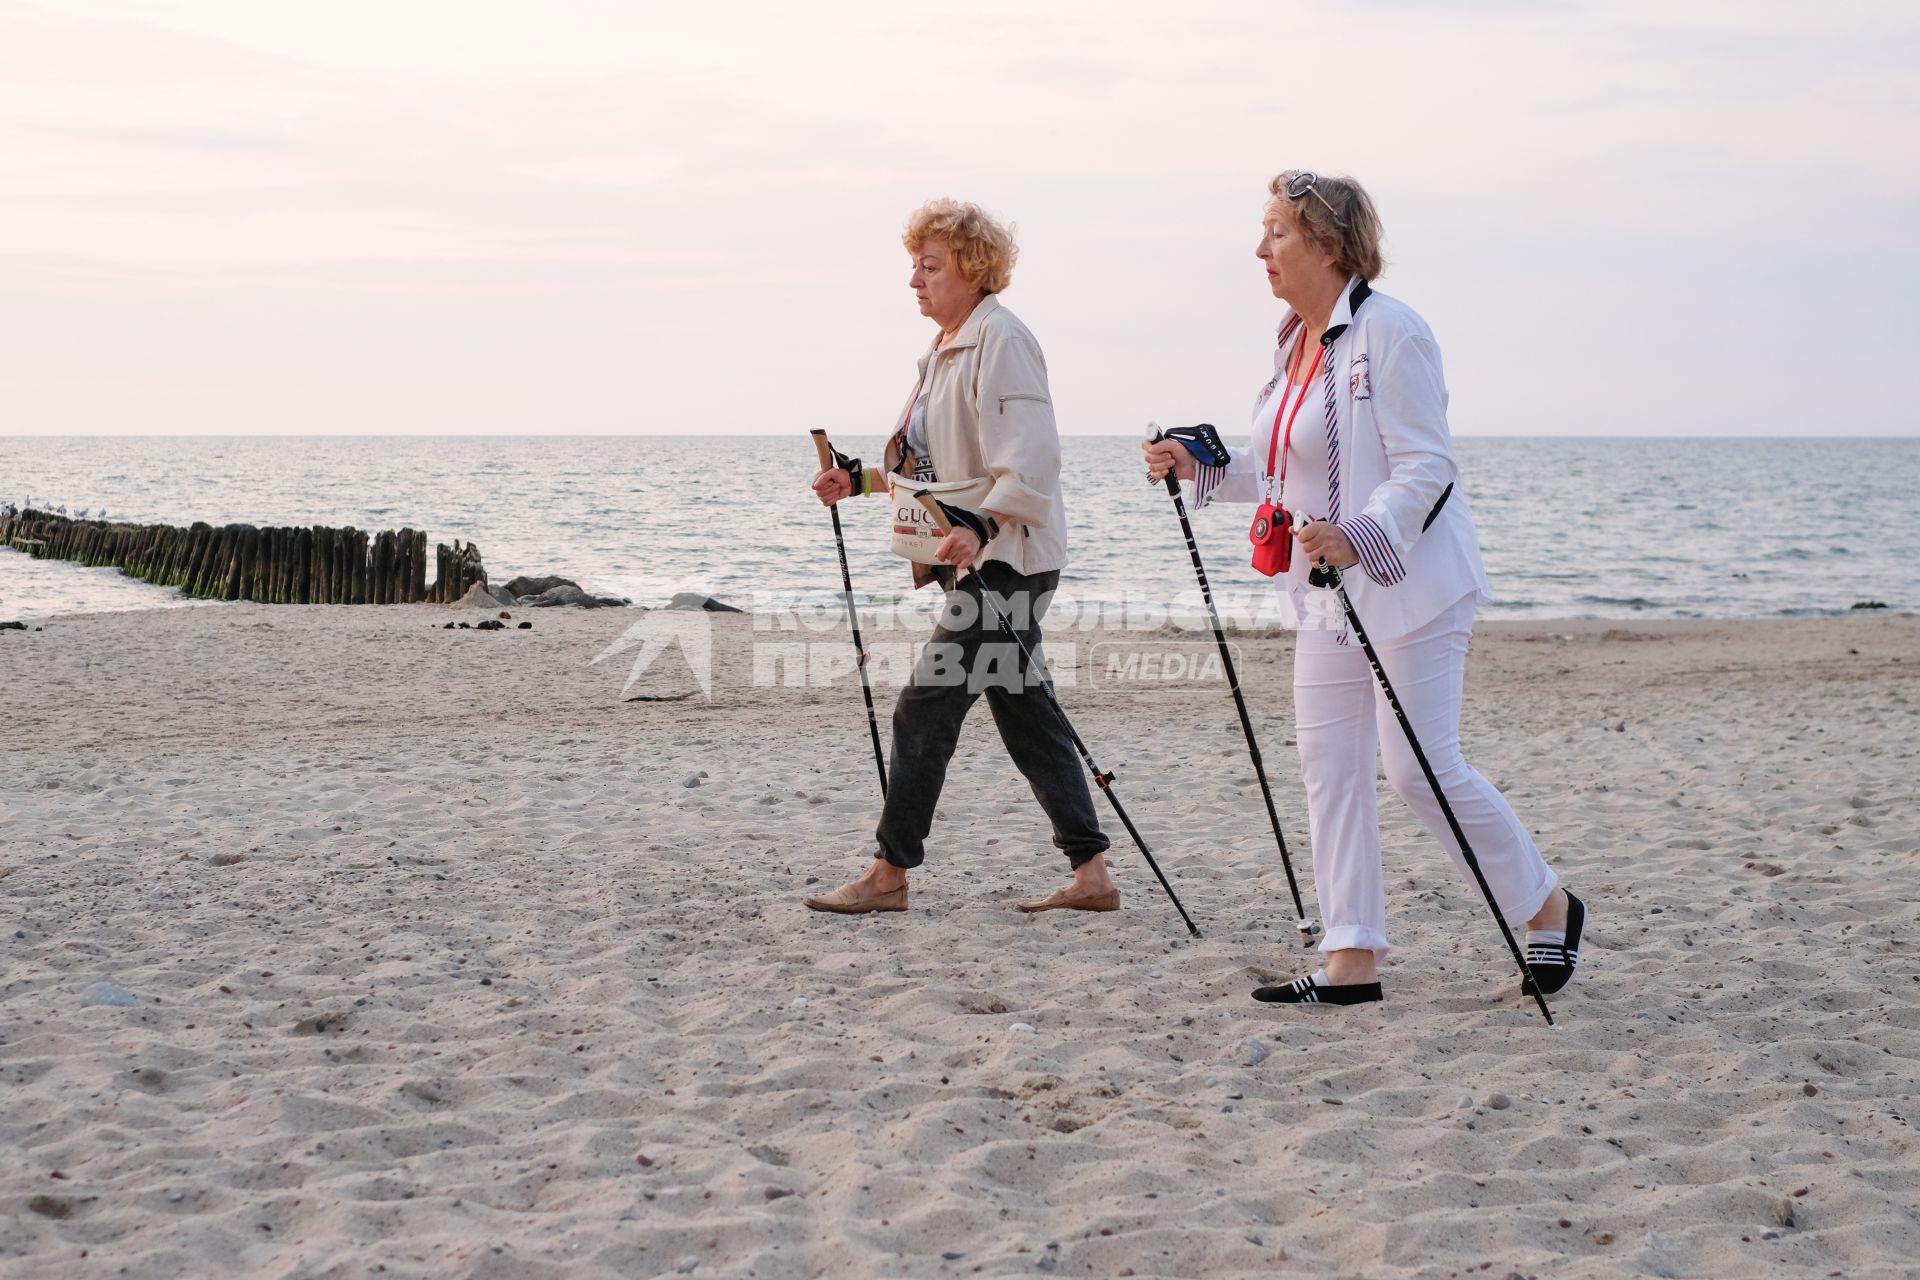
[1294, 595, 1556, 959]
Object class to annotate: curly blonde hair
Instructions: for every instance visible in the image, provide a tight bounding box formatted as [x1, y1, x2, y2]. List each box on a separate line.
[1268, 171, 1384, 282]
[902, 198, 1018, 294]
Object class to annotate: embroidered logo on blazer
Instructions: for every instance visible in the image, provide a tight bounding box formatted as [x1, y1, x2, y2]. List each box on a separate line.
[1349, 353, 1372, 400]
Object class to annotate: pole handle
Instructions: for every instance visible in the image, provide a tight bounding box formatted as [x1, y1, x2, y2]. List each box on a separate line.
[1295, 510, 1340, 588]
[1145, 423, 1174, 488]
[911, 488, 954, 534]
[809, 428, 835, 472]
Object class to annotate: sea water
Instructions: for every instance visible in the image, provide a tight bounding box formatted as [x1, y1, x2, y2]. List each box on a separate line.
[2, 435, 1914, 622]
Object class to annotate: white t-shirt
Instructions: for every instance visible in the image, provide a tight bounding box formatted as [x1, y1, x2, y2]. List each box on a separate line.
[1252, 351, 1344, 630]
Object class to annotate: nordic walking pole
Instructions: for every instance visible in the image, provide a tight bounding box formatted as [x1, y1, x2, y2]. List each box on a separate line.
[913, 489, 1201, 938]
[1147, 427, 1317, 946]
[1293, 513, 1552, 1025]
[810, 429, 888, 798]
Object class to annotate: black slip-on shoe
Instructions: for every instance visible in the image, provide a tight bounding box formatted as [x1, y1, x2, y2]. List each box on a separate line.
[1252, 972, 1383, 1006]
[1522, 889, 1586, 997]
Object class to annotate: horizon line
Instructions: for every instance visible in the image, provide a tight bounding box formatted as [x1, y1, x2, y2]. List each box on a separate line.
[5, 432, 1918, 442]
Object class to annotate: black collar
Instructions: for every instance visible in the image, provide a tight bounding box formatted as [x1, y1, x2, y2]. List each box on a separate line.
[1321, 277, 1372, 347]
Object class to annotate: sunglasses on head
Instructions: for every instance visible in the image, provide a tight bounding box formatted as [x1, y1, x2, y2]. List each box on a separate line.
[1283, 170, 1343, 223]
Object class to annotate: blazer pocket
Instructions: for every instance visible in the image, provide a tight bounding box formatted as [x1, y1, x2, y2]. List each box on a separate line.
[996, 392, 1050, 414]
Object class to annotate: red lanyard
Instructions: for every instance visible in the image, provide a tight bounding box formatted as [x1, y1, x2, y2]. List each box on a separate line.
[1264, 335, 1324, 493]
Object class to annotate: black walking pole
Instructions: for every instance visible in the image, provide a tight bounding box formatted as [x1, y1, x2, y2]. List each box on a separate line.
[1293, 513, 1553, 1025]
[810, 430, 888, 799]
[1148, 427, 1317, 946]
[913, 490, 1201, 938]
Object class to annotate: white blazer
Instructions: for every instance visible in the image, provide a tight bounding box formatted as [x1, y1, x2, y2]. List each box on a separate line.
[1193, 276, 1492, 643]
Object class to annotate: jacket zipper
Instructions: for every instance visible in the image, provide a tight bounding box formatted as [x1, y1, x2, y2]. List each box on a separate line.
[997, 392, 1049, 414]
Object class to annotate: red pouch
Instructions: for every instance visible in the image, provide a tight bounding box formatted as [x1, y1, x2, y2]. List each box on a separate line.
[1250, 501, 1292, 576]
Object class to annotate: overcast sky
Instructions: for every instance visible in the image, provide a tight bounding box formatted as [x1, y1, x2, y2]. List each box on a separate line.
[3, 0, 1915, 437]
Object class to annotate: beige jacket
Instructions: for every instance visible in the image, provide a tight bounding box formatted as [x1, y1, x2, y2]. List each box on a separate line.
[874, 295, 1071, 587]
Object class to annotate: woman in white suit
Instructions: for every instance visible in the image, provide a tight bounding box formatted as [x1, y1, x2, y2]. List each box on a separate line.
[1144, 171, 1585, 1006]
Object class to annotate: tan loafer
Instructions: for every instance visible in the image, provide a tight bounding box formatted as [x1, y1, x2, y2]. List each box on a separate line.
[1016, 887, 1121, 914]
[803, 883, 908, 914]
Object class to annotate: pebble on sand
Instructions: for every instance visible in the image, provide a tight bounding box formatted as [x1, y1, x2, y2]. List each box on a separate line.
[82, 981, 136, 1007]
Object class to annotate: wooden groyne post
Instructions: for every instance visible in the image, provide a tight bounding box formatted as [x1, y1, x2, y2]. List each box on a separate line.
[0, 508, 485, 605]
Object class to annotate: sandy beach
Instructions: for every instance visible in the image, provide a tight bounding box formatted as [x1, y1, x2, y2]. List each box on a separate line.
[2, 602, 1916, 1279]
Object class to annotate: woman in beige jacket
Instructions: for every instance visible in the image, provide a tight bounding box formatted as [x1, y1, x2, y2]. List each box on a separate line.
[802, 199, 1116, 916]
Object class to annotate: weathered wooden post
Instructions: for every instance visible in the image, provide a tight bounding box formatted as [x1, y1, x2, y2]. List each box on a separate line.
[281, 526, 295, 602]
[335, 527, 353, 603]
[234, 524, 254, 601]
[191, 527, 217, 597]
[352, 529, 370, 604]
[393, 527, 412, 604]
[249, 526, 267, 601]
[323, 527, 337, 603]
[337, 528, 352, 604]
[309, 527, 324, 603]
[233, 526, 252, 601]
[187, 526, 208, 596]
[371, 531, 388, 606]
[289, 526, 302, 602]
[220, 525, 240, 600]
[168, 528, 187, 587]
[406, 530, 424, 602]
[265, 526, 280, 602]
[326, 527, 342, 603]
[292, 527, 309, 603]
